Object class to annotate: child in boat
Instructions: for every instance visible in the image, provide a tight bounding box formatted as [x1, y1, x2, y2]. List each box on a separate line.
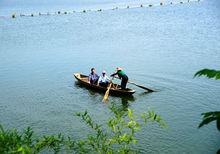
[97, 70, 110, 87]
[111, 67, 128, 89]
[88, 68, 99, 84]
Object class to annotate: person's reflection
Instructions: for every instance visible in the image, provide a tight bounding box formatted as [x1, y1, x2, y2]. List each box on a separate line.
[121, 97, 129, 109]
[110, 96, 135, 113]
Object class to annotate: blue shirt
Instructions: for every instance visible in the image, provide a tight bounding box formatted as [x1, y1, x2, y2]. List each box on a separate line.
[89, 73, 99, 83]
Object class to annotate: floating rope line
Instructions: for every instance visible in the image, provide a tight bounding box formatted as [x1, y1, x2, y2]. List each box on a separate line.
[9, 0, 201, 19]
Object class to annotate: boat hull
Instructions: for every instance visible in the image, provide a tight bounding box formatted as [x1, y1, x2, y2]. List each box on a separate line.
[74, 73, 135, 96]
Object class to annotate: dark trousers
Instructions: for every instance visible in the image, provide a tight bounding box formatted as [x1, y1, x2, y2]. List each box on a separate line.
[90, 79, 98, 84]
[99, 81, 109, 87]
[121, 76, 128, 89]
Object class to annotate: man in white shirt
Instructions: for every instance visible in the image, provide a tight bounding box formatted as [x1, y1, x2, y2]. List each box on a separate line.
[97, 70, 110, 87]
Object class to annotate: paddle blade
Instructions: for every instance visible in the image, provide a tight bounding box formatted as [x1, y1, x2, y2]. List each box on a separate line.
[102, 83, 112, 102]
[136, 84, 154, 92]
[129, 81, 154, 92]
[103, 89, 110, 102]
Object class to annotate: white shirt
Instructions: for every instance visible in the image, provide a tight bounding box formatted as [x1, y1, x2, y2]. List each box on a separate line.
[98, 75, 110, 83]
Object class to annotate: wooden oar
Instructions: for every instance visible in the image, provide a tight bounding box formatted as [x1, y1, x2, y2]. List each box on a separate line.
[102, 78, 114, 102]
[115, 77, 154, 92]
[128, 81, 154, 92]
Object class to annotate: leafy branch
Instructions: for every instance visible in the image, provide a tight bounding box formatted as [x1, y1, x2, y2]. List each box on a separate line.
[75, 105, 166, 153]
[195, 68, 220, 153]
[194, 69, 220, 80]
[194, 68, 220, 130]
[198, 112, 220, 131]
[0, 106, 166, 154]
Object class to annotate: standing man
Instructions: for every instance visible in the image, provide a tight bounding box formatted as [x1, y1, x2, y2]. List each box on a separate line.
[111, 67, 128, 89]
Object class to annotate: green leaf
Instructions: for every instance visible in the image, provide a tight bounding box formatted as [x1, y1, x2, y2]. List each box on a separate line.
[198, 111, 220, 128]
[133, 139, 137, 145]
[17, 146, 23, 152]
[199, 117, 217, 128]
[75, 112, 81, 116]
[127, 109, 133, 119]
[194, 69, 220, 80]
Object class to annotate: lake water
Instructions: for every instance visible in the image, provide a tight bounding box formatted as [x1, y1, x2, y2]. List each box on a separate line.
[0, 0, 220, 153]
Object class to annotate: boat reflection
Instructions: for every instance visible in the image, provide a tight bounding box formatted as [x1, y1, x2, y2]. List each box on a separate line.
[74, 82, 135, 111]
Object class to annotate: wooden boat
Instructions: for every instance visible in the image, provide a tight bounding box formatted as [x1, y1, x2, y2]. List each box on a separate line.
[74, 73, 135, 96]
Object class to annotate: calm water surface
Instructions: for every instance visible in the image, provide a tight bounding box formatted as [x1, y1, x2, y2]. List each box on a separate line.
[0, 0, 220, 153]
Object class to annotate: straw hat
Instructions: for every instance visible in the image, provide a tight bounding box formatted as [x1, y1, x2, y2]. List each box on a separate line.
[116, 67, 122, 71]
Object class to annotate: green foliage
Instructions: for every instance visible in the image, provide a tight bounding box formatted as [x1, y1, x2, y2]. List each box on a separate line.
[194, 69, 220, 80]
[195, 68, 220, 131]
[198, 112, 220, 131]
[141, 109, 167, 128]
[0, 124, 73, 153]
[0, 106, 166, 153]
[75, 105, 166, 153]
[34, 134, 66, 153]
[0, 125, 34, 153]
[195, 68, 220, 153]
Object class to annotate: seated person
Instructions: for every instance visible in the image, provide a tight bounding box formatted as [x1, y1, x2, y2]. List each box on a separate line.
[88, 68, 99, 84]
[97, 70, 110, 87]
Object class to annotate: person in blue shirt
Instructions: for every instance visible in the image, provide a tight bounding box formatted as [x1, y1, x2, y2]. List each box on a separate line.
[88, 68, 99, 84]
